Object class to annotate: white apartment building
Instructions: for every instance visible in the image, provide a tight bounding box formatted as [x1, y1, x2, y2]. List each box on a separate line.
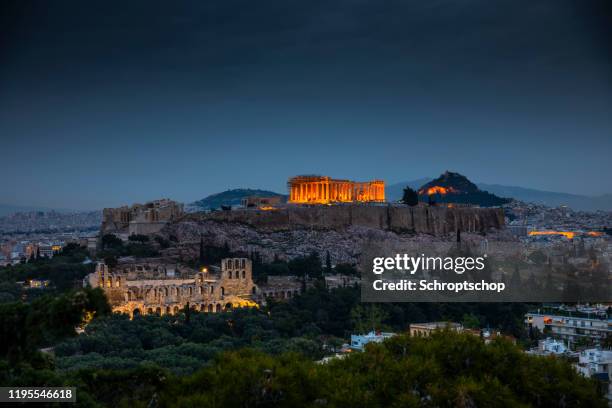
[575, 349, 612, 402]
[525, 312, 610, 345]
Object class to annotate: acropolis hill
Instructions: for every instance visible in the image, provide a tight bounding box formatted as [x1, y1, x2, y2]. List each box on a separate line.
[164, 204, 504, 266]
[105, 175, 506, 265]
[183, 204, 504, 235]
[190, 175, 502, 234]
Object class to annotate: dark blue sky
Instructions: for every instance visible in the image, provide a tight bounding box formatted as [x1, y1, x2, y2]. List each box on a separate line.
[1, 0, 611, 209]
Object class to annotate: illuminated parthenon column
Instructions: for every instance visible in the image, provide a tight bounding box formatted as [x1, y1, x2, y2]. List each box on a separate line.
[287, 176, 385, 204]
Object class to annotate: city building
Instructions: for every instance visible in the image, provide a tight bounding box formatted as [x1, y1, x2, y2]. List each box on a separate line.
[26, 279, 51, 289]
[575, 349, 612, 402]
[287, 175, 385, 204]
[409, 322, 463, 337]
[10, 243, 25, 261]
[525, 310, 611, 346]
[324, 274, 360, 289]
[527, 338, 570, 356]
[37, 243, 63, 258]
[350, 331, 395, 351]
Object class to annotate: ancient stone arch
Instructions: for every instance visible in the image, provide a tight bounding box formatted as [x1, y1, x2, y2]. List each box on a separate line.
[95, 257, 258, 319]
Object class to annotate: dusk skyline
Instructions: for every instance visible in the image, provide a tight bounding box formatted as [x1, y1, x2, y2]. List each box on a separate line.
[1, 0, 611, 210]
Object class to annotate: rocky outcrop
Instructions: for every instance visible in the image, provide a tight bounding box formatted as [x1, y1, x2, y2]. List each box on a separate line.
[161, 205, 505, 266]
[418, 171, 511, 207]
[180, 204, 504, 235]
[163, 220, 492, 266]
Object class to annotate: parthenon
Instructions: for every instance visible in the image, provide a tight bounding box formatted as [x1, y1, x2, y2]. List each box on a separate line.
[287, 175, 385, 204]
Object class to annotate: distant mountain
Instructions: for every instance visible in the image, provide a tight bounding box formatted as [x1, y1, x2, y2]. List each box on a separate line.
[191, 189, 286, 210]
[386, 179, 612, 211]
[477, 184, 612, 212]
[385, 178, 430, 202]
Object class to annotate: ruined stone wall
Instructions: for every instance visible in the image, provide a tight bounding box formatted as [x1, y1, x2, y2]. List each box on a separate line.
[101, 199, 184, 235]
[128, 221, 168, 236]
[86, 258, 256, 317]
[217, 258, 256, 298]
[186, 204, 504, 235]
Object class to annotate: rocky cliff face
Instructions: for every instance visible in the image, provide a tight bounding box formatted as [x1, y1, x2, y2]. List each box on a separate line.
[161, 205, 505, 265]
[181, 204, 504, 235]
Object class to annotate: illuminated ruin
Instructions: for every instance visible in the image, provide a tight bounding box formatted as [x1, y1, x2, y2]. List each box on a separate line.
[419, 186, 458, 195]
[101, 198, 184, 236]
[528, 230, 605, 240]
[86, 258, 259, 318]
[528, 231, 575, 239]
[287, 176, 385, 204]
[84, 257, 304, 318]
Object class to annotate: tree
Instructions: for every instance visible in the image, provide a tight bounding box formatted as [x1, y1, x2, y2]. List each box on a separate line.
[401, 186, 419, 206]
[101, 234, 123, 251]
[104, 255, 118, 268]
[288, 252, 322, 280]
[350, 304, 389, 333]
[0, 288, 110, 364]
[155, 331, 607, 407]
[128, 234, 149, 243]
[154, 236, 170, 249]
[461, 313, 480, 329]
[325, 251, 332, 274]
[334, 263, 358, 276]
